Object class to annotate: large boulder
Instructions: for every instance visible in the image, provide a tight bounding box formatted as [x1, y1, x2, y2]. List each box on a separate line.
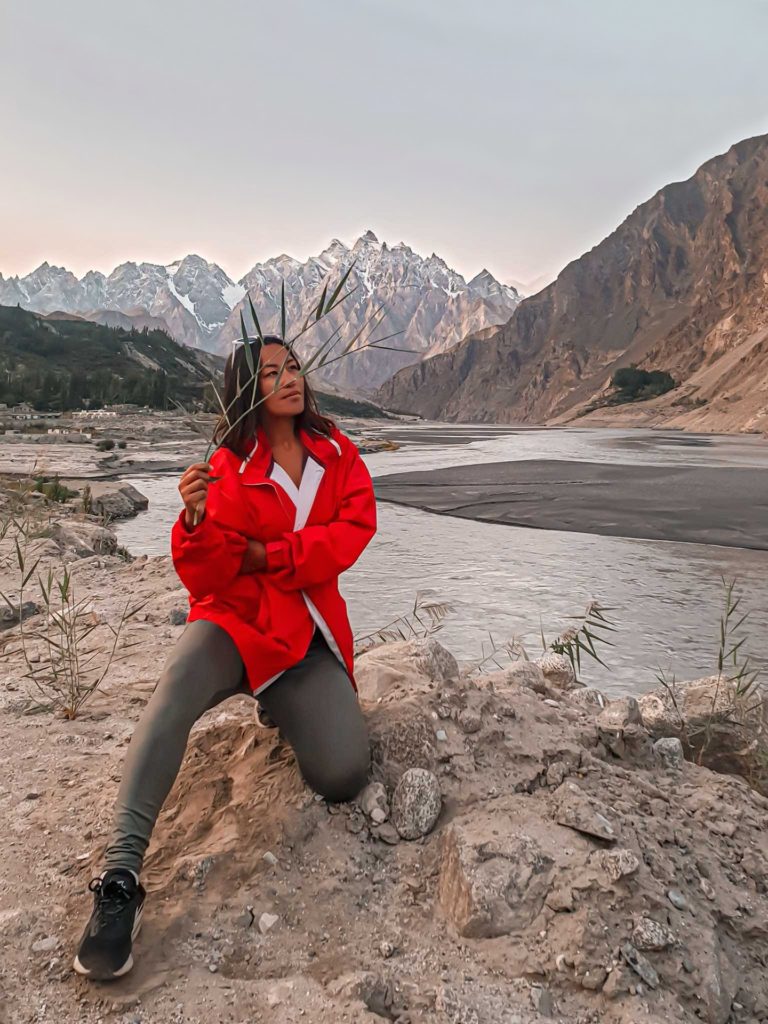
[48, 521, 118, 558]
[638, 675, 768, 790]
[355, 637, 458, 704]
[91, 483, 148, 520]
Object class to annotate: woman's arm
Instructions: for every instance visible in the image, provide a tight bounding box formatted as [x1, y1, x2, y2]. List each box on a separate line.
[263, 446, 376, 590]
[171, 455, 251, 599]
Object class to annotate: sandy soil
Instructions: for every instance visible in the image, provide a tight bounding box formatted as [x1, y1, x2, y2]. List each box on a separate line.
[374, 459, 768, 550]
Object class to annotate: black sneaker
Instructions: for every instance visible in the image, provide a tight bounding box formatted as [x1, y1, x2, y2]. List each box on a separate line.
[73, 869, 146, 980]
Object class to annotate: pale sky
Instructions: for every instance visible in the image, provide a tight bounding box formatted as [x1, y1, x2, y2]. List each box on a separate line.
[1, 0, 767, 289]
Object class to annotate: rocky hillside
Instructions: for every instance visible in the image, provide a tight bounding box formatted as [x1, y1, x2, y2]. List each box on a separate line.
[377, 134, 768, 434]
[0, 233, 520, 393]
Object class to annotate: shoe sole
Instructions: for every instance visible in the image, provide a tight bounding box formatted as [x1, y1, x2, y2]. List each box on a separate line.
[72, 903, 144, 980]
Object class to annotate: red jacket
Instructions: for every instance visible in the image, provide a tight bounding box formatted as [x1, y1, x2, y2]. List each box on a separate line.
[170, 424, 377, 694]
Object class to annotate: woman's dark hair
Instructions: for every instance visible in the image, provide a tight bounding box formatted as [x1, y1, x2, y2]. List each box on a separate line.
[212, 334, 335, 456]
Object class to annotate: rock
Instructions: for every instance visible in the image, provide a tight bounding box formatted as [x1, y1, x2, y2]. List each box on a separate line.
[698, 930, 739, 1024]
[48, 521, 118, 558]
[355, 637, 458, 704]
[530, 984, 555, 1016]
[632, 917, 676, 951]
[32, 936, 60, 953]
[258, 912, 279, 934]
[546, 761, 568, 788]
[438, 819, 553, 938]
[667, 888, 688, 911]
[378, 940, 396, 959]
[638, 674, 768, 789]
[262, 851, 278, 866]
[569, 686, 607, 710]
[591, 847, 640, 884]
[654, 736, 685, 770]
[545, 887, 574, 912]
[368, 706, 437, 789]
[371, 823, 400, 845]
[0, 600, 39, 631]
[602, 964, 635, 1000]
[169, 608, 188, 626]
[458, 708, 482, 733]
[551, 783, 620, 842]
[91, 483, 148, 520]
[537, 652, 577, 690]
[479, 660, 547, 694]
[620, 942, 659, 988]
[391, 768, 441, 840]
[596, 697, 648, 759]
[359, 782, 389, 824]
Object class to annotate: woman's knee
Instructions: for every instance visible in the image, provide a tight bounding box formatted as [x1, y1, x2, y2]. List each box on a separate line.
[302, 741, 371, 803]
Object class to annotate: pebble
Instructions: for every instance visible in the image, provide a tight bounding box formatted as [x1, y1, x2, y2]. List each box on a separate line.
[435, 729, 448, 742]
[391, 768, 442, 840]
[262, 851, 278, 866]
[208, 964, 218, 973]
[32, 936, 59, 953]
[379, 940, 396, 958]
[667, 888, 688, 911]
[258, 912, 279, 934]
[654, 736, 685, 771]
[458, 708, 482, 734]
[620, 942, 659, 989]
[543, 699, 560, 708]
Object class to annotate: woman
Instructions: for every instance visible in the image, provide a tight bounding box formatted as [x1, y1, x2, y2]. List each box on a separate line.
[74, 335, 377, 981]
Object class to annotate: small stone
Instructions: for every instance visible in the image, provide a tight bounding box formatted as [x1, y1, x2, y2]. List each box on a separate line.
[391, 768, 442, 840]
[262, 851, 278, 866]
[620, 942, 659, 989]
[359, 782, 389, 823]
[654, 736, 685, 771]
[435, 729, 448, 742]
[537, 652, 577, 689]
[373, 823, 401, 845]
[700, 876, 716, 901]
[603, 964, 635, 1000]
[552, 783, 620, 842]
[530, 984, 555, 1016]
[592, 848, 640, 883]
[458, 708, 482, 734]
[667, 888, 688, 911]
[569, 687, 606, 709]
[169, 608, 188, 626]
[579, 967, 608, 991]
[32, 936, 59, 953]
[208, 964, 218, 973]
[546, 761, 567, 787]
[25, 792, 40, 801]
[346, 813, 365, 834]
[632, 917, 676, 951]
[379, 940, 396, 959]
[543, 698, 560, 708]
[545, 887, 574, 912]
[258, 912, 279, 934]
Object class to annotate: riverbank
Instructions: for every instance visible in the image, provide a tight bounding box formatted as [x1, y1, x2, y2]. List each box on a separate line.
[1, 488, 768, 1024]
[374, 458, 768, 550]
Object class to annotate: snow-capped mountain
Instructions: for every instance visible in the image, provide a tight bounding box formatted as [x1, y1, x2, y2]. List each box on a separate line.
[0, 233, 519, 390]
[219, 231, 520, 390]
[0, 255, 244, 351]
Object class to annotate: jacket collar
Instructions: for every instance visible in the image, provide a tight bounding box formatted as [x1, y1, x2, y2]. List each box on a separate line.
[237, 425, 342, 478]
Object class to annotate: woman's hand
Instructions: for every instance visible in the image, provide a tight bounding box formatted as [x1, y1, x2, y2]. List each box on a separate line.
[179, 462, 212, 528]
[240, 539, 267, 574]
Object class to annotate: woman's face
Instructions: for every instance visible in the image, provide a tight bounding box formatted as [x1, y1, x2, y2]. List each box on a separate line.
[257, 342, 305, 418]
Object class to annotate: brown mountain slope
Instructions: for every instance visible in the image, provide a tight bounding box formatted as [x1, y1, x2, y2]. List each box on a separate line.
[376, 134, 768, 433]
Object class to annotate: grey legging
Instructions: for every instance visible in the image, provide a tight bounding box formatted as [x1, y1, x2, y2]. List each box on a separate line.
[104, 620, 370, 875]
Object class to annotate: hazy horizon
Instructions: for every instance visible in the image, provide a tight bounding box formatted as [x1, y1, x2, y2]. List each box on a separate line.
[2, 0, 767, 289]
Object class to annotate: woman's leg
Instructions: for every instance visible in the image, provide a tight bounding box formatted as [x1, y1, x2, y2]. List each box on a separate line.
[103, 619, 247, 876]
[259, 633, 370, 802]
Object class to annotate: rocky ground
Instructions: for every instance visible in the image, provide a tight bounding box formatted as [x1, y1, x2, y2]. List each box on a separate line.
[1, 488, 768, 1024]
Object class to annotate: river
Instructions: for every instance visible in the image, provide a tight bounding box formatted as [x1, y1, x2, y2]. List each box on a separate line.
[114, 424, 768, 698]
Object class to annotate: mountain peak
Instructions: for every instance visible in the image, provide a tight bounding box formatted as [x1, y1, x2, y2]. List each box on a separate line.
[360, 229, 378, 243]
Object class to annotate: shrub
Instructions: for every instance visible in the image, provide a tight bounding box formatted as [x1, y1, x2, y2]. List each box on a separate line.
[610, 366, 676, 402]
[96, 438, 115, 451]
